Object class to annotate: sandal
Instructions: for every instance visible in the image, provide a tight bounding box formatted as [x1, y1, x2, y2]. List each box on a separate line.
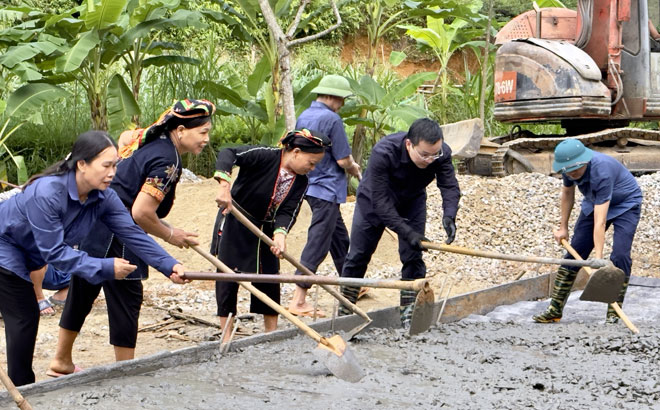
[46, 364, 84, 378]
[286, 306, 327, 318]
[357, 287, 370, 300]
[38, 299, 54, 316]
[48, 295, 66, 306]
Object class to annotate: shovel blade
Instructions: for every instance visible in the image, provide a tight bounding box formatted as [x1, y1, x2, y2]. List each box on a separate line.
[313, 335, 364, 383]
[580, 266, 626, 303]
[409, 287, 435, 336]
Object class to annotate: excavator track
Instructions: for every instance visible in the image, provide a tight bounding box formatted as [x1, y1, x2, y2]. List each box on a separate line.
[489, 128, 660, 176]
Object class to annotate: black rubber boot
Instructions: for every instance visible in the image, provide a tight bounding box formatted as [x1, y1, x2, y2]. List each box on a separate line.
[606, 278, 630, 324]
[532, 267, 578, 323]
[399, 289, 417, 329]
[338, 286, 359, 316]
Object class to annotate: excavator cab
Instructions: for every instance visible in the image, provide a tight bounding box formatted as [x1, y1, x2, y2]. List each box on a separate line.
[464, 0, 660, 176]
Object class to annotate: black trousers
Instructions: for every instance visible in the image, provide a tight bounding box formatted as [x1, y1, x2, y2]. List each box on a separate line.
[60, 275, 143, 348]
[342, 198, 427, 280]
[0, 268, 39, 386]
[295, 196, 350, 289]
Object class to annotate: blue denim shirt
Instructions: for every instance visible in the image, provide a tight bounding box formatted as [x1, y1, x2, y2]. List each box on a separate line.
[563, 151, 642, 219]
[296, 101, 352, 203]
[0, 171, 178, 284]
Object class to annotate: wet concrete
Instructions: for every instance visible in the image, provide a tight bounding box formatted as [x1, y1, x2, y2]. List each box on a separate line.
[22, 279, 660, 409]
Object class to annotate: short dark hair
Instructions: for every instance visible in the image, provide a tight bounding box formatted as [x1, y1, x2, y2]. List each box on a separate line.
[407, 118, 443, 145]
[25, 130, 117, 187]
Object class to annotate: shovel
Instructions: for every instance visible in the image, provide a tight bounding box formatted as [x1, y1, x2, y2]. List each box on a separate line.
[229, 202, 373, 338]
[183, 271, 436, 336]
[560, 240, 638, 334]
[0, 367, 32, 410]
[191, 245, 365, 382]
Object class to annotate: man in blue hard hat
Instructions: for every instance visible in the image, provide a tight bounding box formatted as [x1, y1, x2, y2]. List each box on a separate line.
[533, 139, 642, 324]
[287, 74, 361, 317]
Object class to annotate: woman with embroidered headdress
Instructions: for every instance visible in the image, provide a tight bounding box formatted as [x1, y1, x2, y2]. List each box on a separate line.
[0, 131, 188, 386]
[213, 129, 331, 339]
[48, 99, 215, 377]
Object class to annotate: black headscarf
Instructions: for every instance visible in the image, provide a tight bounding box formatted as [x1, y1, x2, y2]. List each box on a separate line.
[280, 129, 331, 154]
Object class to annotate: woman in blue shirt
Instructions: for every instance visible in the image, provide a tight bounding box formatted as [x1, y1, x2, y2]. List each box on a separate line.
[49, 99, 213, 377]
[0, 130, 187, 386]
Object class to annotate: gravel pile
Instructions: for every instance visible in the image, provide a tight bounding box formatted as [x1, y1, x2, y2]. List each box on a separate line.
[161, 172, 660, 320]
[324, 172, 660, 288]
[0, 187, 20, 202]
[179, 168, 204, 183]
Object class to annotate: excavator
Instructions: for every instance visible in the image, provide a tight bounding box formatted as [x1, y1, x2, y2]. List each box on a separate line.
[462, 0, 660, 176]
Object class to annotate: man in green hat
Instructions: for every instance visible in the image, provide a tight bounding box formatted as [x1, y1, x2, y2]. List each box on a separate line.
[287, 74, 361, 317]
[533, 138, 642, 324]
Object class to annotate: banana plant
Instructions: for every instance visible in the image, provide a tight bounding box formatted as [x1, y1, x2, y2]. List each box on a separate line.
[342, 71, 436, 161]
[400, 0, 493, 123]
[0, 1, 206, 135]
[0, 83, 69, 188]
[197, 61, 322, 146]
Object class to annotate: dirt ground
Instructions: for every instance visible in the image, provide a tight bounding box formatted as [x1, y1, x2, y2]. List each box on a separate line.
[1, 178, 481, 383]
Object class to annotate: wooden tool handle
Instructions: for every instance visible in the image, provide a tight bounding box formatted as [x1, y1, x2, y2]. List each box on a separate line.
[560, 240, 639, 334]
[0, 367, 32, 410]
[191, 246, 324, 344]
[560, 239, 589, 272]
[610, 302, 639, 334]
[229, 204, 371, 321]
[181, 271, 427, 290]
[422, 240, 606, 269]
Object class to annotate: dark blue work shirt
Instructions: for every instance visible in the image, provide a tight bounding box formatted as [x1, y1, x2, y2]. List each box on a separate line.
[356, 132, 460, 235]
[296, 101, 352, 203]
[0, 171, 178, 284]
[563, 151, 642, 219]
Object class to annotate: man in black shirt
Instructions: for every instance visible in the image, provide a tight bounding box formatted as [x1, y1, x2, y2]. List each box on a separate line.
[339, 118, 460, 328]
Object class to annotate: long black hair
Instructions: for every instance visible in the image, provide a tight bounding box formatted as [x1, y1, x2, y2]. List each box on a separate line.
[25, 130, 118, 187]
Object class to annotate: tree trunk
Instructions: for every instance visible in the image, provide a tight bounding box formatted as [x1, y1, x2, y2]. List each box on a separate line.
[277, 46, 296, 131]
[479, 0, 494, 122]
[258, 0, 296, 132]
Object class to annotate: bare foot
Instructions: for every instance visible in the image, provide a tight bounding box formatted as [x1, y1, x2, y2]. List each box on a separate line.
[48, 359, 76, 375]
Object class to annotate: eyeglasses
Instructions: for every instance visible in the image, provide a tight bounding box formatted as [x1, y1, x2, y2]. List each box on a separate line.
[411, 143, 442, 161]
[559, 161, 589, 174]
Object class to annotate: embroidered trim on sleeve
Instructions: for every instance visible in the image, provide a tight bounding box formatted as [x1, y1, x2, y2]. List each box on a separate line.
[141, 177, 166, 202]
[214, 171, 232, 183]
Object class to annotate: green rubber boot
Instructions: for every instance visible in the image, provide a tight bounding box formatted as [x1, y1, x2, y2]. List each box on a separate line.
[338, 286, 359, 316]
[606, 278, 629, 324]
[532, 267, 578, 323]
[399, 289, 417, 329]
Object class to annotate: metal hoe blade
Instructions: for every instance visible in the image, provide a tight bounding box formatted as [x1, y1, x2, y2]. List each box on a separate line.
[313, 335, 365, 383]
[580, 266, 626, 303]
[409, 285, 435, 336]
[344, 319, 373, 340]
